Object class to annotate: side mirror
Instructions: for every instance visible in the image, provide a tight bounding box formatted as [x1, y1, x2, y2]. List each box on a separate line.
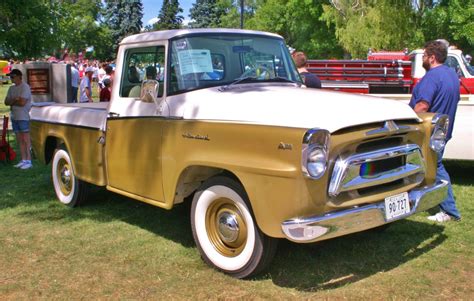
[139, 80, 159, 104]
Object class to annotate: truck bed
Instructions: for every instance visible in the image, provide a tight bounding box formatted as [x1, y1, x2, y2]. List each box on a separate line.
[30, 102, 109, 130]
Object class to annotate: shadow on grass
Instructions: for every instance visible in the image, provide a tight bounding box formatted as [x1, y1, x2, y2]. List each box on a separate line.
[263, 220, 446, 291]
[15, 185, 196, 248]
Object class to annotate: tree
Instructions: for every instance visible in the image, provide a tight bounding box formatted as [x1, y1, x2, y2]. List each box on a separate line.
[104, 0, 144, 56]
[423, 0, 474, 54]
[56, 0, 103, 57]
[217, 0, 260, 29]
[0, 0, 56, 59]
[189, 0, 225, 28]
[154, 0, 184, 30]
[250, 0, 343, 58]
[322, 0, 424, 58]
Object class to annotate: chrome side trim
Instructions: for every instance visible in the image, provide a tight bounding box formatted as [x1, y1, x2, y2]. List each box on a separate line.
[281, 180, 448, 243]
[328, 144, 425, 197]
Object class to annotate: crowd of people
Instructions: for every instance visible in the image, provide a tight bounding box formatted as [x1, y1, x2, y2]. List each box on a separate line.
[70, 61, 115, 103]
[5, 54, 116, 103]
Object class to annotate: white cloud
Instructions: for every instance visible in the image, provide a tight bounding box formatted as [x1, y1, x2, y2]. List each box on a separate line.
[147, 17, 159, 25]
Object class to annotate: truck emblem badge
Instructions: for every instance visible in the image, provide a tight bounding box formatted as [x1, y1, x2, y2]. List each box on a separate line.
[278, 142, 293, 150]
[182, 133, 210, 141]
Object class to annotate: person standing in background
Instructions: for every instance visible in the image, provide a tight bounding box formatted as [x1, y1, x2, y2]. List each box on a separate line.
[79, 67, 94, 103]
[99, 78, 112, 102]
[4, 69, 33, 169]
[409, 40, 461, 223]
[97, 62, 107, 92]
[292, 51, 322, 89]
[70, 62, 80, 103]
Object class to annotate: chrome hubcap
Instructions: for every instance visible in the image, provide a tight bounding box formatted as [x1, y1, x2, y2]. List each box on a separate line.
[205, 198, 248, 257]
[217, 211, 240, 243]
[56, 158, 73, 196]
[61, 167, 71, 187]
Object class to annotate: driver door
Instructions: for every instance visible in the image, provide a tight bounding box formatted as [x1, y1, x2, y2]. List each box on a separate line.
[105, 44, 168, 204]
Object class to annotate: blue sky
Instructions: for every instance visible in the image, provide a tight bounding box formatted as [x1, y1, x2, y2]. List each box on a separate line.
[142, 0, 194, 26]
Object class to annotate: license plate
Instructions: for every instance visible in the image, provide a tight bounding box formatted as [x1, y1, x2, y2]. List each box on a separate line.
[384, 192, 410, 221]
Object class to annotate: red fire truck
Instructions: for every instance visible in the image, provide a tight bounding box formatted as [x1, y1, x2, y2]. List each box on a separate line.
[307, 48, 474, 95]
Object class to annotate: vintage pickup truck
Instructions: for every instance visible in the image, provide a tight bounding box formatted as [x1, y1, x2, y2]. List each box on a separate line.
[30, 29, 448, 278]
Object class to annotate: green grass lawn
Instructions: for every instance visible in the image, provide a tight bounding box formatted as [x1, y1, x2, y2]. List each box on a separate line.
[1, 135, 473, 299]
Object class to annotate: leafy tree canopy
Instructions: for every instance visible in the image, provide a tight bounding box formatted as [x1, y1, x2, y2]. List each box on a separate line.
[56, 0, 103, 57]
[104, 0, 144, 57]
[154, 0, 184, 30]
[0, 0, 56, 59]
[217, 0, 260, 29]
[249, 0, 344, 58]
[189, 0, 225, 28]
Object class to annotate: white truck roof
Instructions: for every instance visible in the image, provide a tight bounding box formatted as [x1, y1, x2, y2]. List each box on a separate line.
[120, 28, 283, 45]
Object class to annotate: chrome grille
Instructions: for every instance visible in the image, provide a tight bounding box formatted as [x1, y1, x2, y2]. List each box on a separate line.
[328, 144, 425, 197]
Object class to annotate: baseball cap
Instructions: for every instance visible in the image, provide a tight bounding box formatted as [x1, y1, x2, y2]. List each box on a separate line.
[7, 69, 22, 77]
[85, 66, 94, 73]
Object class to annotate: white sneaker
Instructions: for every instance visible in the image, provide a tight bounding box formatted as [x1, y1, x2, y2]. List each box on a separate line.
[20, 162, 33, 170]
[427, 211, 452, 223]
[14, 161, 26, 168]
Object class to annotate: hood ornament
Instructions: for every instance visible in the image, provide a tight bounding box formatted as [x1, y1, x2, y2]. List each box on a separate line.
[366, 120, 411, 136]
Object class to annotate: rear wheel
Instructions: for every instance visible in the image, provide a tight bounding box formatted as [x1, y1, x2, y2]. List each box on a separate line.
[52, 146, 89, 207]
[191, 176, 277, 278]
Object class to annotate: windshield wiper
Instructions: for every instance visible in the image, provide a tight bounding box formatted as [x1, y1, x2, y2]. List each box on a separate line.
[218, 76, 258, 92]
[218, 76, 302, 92]
[264, 76, 302, 86]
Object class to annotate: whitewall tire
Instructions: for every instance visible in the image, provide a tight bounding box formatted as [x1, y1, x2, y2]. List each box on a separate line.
[191, 176, 277, 278]
[52, 146, 89, 207]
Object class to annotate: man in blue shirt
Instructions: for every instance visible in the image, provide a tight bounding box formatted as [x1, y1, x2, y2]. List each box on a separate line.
[409, 40, 461, 222]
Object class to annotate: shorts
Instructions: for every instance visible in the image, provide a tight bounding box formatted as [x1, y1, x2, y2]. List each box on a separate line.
[11, 119, 30, 133]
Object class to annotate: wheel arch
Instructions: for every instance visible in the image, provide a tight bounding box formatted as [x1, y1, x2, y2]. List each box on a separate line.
[44, 135, 67, 164]
[172, 165, 244, 205]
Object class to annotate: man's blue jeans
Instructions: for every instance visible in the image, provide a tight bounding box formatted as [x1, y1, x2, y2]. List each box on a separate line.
[436, 149, 461, 220]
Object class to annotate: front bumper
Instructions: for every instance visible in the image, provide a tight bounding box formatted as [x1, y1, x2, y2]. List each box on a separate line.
[281, 180, 448, 243]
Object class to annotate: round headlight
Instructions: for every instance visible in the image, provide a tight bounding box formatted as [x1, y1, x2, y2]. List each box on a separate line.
[302, 129, 330, 179]
[430, 114, 449, 153]
[306, 146, 328, 178]
[430, 127, 447, 152]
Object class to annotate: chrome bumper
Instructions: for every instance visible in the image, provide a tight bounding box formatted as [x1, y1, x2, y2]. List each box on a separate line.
[281, 180, 448, 243]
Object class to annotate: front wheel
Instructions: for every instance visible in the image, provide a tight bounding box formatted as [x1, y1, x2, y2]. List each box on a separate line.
[191, 176, 277, 278]
[52, 146, 89, 207]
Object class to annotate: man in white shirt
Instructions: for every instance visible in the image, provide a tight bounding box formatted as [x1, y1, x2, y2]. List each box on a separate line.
[70, 62, 80, 103]
[4, 69, 33, 169]
[79, 67, 94, 103]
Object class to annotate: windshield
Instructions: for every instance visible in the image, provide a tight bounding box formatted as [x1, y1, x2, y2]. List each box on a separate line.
[169, 34, 301, 94]
[461, 55, 474, 76]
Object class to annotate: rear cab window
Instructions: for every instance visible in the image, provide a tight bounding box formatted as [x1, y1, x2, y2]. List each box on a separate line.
[120, 46, 166, 99]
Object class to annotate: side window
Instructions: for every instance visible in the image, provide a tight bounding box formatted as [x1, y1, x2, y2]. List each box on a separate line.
[120, 46, 166, 98]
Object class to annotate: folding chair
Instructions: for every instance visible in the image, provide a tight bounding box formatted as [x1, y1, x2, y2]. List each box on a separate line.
[0, 115, 16, 163]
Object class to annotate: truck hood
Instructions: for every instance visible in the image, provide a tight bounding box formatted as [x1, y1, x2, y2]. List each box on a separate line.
[168, 84, 419, 133]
